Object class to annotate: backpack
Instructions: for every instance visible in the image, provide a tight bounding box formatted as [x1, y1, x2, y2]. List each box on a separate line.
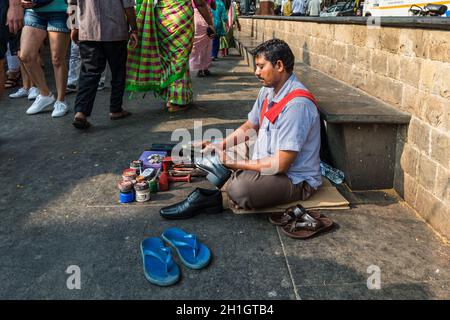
[30, 0, 55, 8]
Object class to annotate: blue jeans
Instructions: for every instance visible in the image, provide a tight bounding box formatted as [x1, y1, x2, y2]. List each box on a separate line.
[24, 10, 69, 33]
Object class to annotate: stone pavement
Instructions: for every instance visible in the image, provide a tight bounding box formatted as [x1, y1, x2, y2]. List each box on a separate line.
[0, 52, 449, 299]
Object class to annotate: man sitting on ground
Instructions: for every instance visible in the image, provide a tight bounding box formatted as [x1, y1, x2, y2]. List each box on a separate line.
[160, 39, 322, 218]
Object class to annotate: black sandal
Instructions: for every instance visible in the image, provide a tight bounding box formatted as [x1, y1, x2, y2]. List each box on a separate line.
[72, 117, 91, 129]
[4, 71, 21, 89]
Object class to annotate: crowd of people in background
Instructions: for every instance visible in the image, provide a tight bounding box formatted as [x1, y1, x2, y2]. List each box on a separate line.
[1, 0, 241, 127]
[276, 0, 324, 17]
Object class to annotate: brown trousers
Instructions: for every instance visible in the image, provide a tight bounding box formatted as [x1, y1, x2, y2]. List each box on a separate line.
[223, 142, 316, 209]
[226, 170, 316, 210]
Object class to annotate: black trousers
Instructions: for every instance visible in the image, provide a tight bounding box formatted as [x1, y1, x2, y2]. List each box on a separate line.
[74, 41, 127, 116]
[0, 1, 8, 60]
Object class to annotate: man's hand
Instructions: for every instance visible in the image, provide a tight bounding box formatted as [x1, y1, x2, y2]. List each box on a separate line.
[207, 25, 215, 39]
[71, 29, 79, 44]
[129, 32, 138, 48]
[21, 0, 35, 9]
[202, 142, 223, 156]
[8, 1, 24, 33]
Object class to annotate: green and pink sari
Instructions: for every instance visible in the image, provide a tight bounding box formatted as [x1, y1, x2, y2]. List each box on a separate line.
[127, 0, 194, 105]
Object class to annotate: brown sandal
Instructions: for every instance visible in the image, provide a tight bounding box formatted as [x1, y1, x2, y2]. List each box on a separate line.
[167, 102, 189, 113]
[269, 204, 316, 226]
[4, 71, 21, 89]
[281, 212, 334, 240]
[110, 110, 132, 120]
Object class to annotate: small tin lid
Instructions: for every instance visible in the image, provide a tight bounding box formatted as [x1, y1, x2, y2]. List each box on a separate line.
[134, 181, 149, 191]
[123, 168, 137, 177]
[118, 180, 134, 192]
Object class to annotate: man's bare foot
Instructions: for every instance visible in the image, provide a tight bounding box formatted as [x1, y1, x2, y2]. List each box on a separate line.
[167, 102, 188, 113]
[229, 199, 243, 210]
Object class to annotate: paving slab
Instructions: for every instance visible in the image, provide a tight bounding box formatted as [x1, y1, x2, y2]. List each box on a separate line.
[281, 204, 450, 299]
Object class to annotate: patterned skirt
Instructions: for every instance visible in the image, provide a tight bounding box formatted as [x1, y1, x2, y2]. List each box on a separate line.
[127, 0, 194, 105]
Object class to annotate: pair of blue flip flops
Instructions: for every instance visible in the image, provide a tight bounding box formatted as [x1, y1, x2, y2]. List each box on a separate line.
[140, 227, 211, 286]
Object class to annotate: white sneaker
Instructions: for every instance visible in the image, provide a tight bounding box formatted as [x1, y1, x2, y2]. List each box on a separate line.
[97, 82, 105, 91]
[28, 87, 40, 100]
[26, 94, 56, 115]
[51, 100, 69, 118]
[9, 87, 29, 99]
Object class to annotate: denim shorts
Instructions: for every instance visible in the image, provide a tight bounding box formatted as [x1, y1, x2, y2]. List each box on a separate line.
[24, 10, 69, 33]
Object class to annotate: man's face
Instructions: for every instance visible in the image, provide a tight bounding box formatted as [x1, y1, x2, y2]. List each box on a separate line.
[254, 55, 282, 88]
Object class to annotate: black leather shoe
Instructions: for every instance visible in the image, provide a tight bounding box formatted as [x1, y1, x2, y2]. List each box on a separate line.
[159, 188, 223, 219]
[194, 154, 231, 189]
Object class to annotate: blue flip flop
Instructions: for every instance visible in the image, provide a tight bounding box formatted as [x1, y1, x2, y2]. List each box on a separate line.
[161, 227, 211, 270]
[140, 237, 180, 286]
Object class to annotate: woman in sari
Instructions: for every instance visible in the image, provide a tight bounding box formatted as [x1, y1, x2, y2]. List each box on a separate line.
[189, 0, 215, 78]
[220, 0, 240, 57]
[127, 0, 215, 112]
[211, 0, 227, 60]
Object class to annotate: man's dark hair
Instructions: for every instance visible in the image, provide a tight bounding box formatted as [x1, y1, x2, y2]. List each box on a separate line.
[250, 39, 295, 73]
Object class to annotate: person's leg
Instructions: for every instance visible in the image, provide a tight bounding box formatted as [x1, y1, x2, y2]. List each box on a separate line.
[103, 41, 128, 115]
[6, 43, 20, 72]
[20, 26, 51, 97]
[4, 46, 21, 89]
[47, 31, 70, 102]
[164, 69, 193, 111]
[74, 41, 106, 118]
[0, 0, 7, 98]
[20, 58, 31, 89]
[211, 36, 220, 59]
[97, 63, 107, 90]
[8, 57, 40, 99]
[226, 170, 316, 209]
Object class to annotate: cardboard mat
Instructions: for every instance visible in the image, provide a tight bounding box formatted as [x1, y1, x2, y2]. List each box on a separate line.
[222, 178, 350, 214]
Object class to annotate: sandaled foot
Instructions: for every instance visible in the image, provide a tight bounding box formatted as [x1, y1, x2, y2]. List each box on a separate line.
[167, 102, 189, 113]
[229, 199, 243, 211]
[110, 110, 132, 120]
[4, 71, 21, 89]
[72, 116, 91, 129]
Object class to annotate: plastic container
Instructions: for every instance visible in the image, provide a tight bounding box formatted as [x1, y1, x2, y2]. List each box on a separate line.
[320, 161, 345, 185]
[135, 182, 151, 202]
[118, 180, 134, 193]
[149, 179, 158, 193]
[130, 160, 143, 175]
[122, 168, 137, 181]
[139, 150, 168, 170]
[119, 191, 135, 203]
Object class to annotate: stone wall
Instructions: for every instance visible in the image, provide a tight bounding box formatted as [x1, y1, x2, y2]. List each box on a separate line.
[238, 18, 449, 239]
